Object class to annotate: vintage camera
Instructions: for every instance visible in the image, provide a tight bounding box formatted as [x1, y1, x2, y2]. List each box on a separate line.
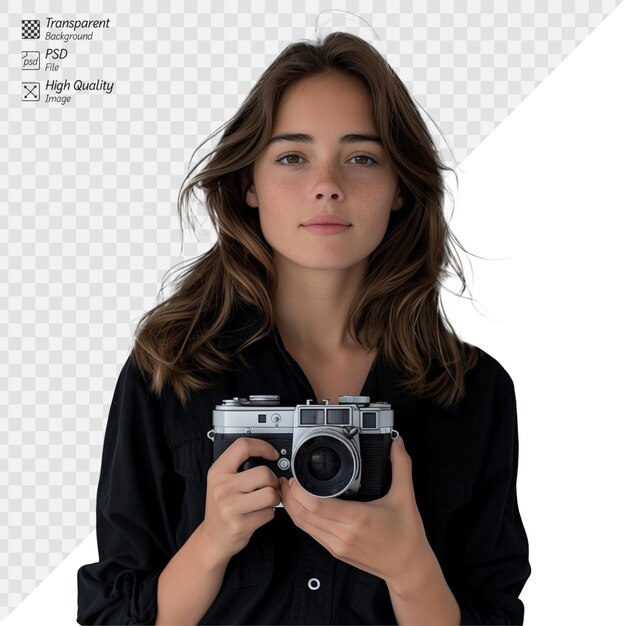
[208, 395, 397, 500]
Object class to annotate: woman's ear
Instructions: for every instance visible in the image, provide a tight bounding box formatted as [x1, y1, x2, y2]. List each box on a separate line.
[246, 184, 259, 208]
[392, 185, 404, 211]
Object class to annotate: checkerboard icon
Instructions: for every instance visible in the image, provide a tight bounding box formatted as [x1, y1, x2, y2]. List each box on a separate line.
[22, 19, 40, 39]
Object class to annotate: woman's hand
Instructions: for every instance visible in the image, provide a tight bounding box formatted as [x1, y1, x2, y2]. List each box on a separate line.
[201, 438, 282, 563]
[279, 436, 434, 589]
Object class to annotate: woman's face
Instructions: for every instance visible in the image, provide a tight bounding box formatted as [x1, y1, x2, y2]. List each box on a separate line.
[246, 71, 403, 273]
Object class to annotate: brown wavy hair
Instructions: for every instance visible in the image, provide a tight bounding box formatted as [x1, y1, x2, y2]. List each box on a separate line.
[130, 31, 478, 409]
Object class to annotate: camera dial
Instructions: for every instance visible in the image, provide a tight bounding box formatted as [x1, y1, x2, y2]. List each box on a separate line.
[338, 395, 370, 407]
[249, 395, 281, 406]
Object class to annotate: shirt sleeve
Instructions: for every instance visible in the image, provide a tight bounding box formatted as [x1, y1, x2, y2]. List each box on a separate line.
[450, 365, 531, 625]
[77, 355, 184, 625]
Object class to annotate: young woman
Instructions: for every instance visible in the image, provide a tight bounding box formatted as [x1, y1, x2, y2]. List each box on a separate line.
[77, 32, 530, 625]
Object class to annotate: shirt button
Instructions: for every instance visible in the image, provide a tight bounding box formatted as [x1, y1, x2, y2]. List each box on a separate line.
[307, 577, 321, 591]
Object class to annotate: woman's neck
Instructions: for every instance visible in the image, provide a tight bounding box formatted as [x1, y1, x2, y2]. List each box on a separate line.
[273, 258, 367, 355]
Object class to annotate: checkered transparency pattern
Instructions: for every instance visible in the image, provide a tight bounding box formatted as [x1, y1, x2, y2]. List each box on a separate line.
[21, 19, 40, 39]
[1, 0, 621, 618]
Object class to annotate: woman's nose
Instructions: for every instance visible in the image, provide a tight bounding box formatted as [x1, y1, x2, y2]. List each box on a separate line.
[311, 164, 344, 202]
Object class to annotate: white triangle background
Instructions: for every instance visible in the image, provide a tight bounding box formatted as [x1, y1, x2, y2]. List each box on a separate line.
[4, 3, 626, 624]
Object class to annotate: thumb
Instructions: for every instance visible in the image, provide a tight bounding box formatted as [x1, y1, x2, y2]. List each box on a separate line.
[388, 435, 413, 496]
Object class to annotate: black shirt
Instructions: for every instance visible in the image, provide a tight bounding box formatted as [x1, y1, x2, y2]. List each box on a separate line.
[77, 311, 530, 625]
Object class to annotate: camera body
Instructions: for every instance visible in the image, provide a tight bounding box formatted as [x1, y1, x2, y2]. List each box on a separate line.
[209, 395, 396, 500]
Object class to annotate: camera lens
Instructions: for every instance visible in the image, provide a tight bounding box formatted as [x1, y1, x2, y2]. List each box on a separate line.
[308, 447, 341, 481]
[293, 431, 359, 498]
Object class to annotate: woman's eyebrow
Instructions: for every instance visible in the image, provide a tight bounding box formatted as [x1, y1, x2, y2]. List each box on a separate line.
[268, 132, 312, 145]
[267, 132, 382, 145]
[341, 133, 382, 145]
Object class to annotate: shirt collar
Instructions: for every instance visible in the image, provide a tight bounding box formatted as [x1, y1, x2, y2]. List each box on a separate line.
[211, 304, 266, 350]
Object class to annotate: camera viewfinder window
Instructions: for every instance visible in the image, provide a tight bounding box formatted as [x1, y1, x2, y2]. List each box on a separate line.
[257, 414, 267, 423]
[300, 408, 324, 425]
[362, 412, 378, 429]
[326, 408, 350, 425]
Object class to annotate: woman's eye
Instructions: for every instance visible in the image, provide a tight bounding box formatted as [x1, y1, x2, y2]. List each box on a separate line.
[275, 154, 377, 166]
[276, 154, 304, 165]
[350, 155, 376, 166]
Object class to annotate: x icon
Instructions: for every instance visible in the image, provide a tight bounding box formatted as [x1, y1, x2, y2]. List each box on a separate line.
[22, 82, 39, 101]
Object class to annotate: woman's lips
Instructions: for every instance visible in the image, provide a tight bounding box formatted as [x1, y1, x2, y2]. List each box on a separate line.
[301, 215, 351, 235]
[301, 223, 351, 235]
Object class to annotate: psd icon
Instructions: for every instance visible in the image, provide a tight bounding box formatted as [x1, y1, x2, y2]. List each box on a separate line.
[22, 51, 40, 70]
[22, 19, 40, 39]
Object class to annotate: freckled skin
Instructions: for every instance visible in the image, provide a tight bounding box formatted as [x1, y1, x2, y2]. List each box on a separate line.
[246, 71, 403, 274]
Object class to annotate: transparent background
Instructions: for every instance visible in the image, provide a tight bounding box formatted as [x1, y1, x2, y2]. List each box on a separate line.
[1, 0, 622, 619]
